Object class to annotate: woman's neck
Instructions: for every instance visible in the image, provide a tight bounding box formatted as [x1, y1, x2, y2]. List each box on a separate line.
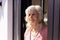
[31, 23, 44, 32]
[27, 22, 45, 32]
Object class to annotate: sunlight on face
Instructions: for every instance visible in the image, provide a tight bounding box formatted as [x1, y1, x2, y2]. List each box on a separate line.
[27, 8, 39, 24]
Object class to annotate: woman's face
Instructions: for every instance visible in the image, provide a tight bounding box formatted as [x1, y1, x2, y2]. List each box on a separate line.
[27, 9, 39, 24]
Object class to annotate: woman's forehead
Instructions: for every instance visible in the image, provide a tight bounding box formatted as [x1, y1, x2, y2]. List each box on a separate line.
[26, 8, 38, 14]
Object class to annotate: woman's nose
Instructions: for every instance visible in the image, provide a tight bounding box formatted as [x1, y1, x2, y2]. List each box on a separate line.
[30, 15, 32, 18]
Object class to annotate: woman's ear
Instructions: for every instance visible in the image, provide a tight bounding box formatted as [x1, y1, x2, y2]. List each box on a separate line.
[24, 16, 28, 23]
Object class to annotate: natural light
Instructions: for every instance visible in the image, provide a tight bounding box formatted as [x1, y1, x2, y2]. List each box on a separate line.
[0, 0, 8, 40]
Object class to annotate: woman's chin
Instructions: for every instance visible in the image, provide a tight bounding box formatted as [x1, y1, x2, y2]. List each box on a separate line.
[29, 21, 37, 24]
[29, 21, 34, 23]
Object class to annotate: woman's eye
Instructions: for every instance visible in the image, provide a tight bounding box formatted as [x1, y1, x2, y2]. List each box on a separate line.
[32, 14, 35, 16]
[28, 14, 30, 16]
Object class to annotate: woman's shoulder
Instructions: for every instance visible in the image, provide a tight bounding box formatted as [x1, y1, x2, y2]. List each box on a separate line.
[38, 24, 48, 33]
[42, 24, 48, 31]
[24, 28, 31, 40]
[24, 28, 30, 36]
[43, 24, 48, 29]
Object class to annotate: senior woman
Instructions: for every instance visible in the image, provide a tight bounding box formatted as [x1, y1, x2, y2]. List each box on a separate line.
[24, 5, 48, 40]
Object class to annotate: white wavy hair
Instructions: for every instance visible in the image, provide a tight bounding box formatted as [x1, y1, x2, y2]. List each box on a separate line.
[25, 5, 43, 30]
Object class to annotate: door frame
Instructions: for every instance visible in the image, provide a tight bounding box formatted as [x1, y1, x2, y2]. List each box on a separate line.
[13, 0, 21, 40]
[13, 0, 60, 40]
